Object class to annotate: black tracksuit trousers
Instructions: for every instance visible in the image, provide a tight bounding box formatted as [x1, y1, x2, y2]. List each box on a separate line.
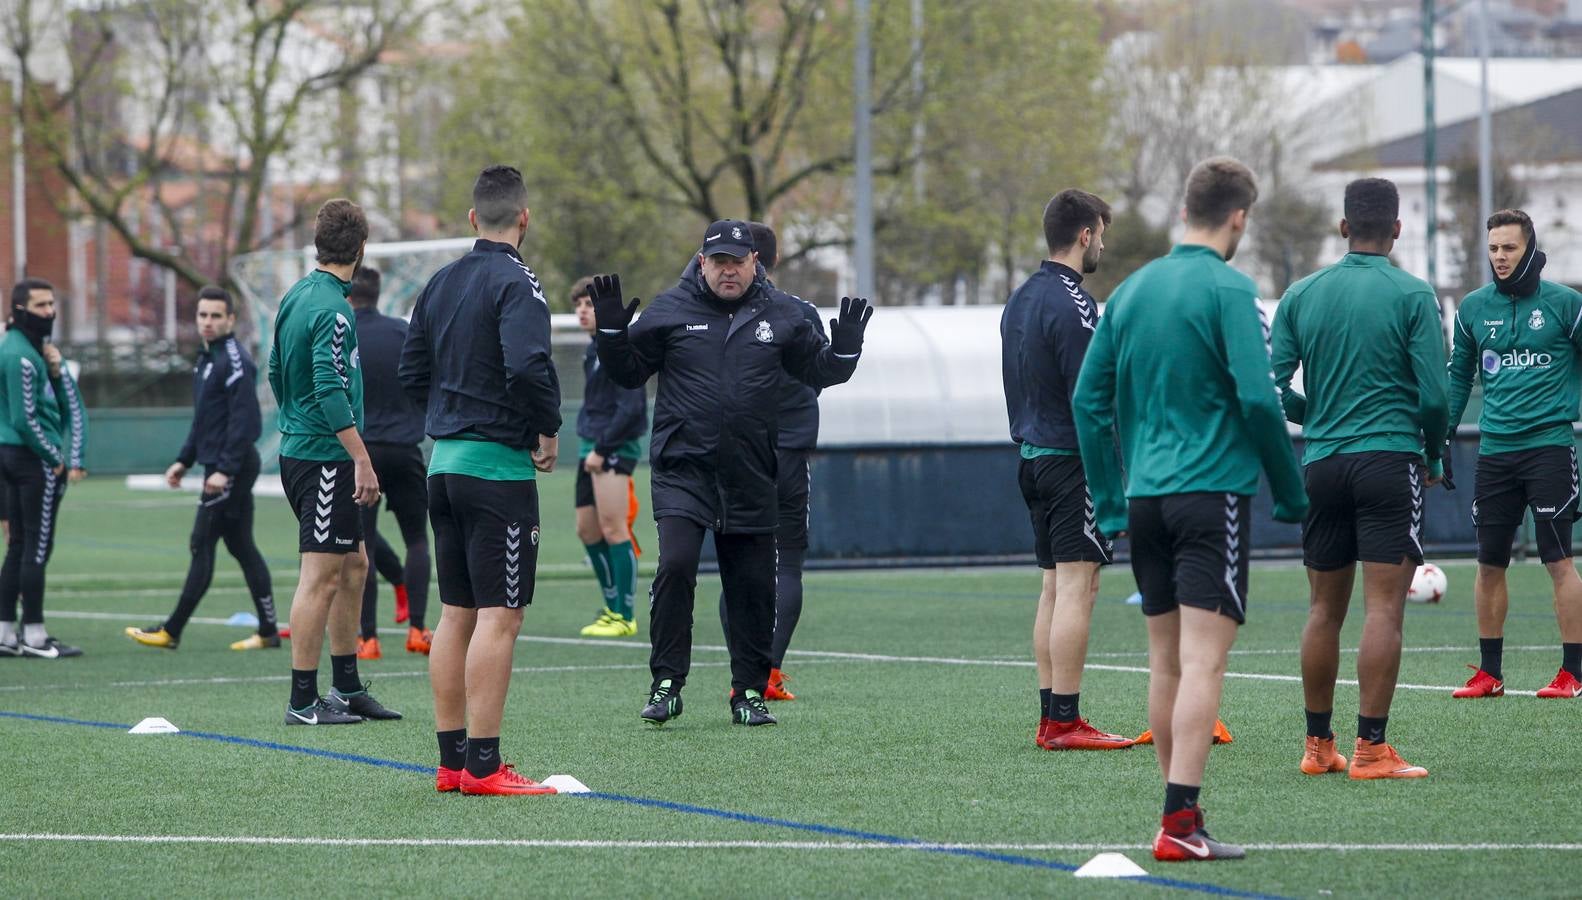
[649, 516, 775, 696]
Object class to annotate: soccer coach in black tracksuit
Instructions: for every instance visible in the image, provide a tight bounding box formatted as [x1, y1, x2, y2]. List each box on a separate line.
[590, 219, 873, 728]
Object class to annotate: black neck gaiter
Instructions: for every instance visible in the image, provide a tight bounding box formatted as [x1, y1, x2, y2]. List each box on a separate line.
[1493, 240, 1545, 299]
[10, 308, 53, 346]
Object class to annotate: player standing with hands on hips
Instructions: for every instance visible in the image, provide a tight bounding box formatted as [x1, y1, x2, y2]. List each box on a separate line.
[269, 198, 400, 725]
[590, 220, 872, 728]
[400, 165, 562, 795]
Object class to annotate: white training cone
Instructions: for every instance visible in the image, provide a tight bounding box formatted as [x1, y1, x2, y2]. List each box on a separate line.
[541, 774, 590, 794]
[128, 717, 180, 734]
[1073, 852, 1148, 878]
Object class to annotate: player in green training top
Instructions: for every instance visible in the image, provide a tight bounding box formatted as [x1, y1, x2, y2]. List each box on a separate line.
[1271, 177, 1446, 781]
[269, 198, 400, 726]
[1447, 209, 1582, 701]
[1073, 156, 1307, 862]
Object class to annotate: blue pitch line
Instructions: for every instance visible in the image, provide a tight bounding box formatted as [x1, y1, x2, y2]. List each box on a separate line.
[1, 709, 1285, 899]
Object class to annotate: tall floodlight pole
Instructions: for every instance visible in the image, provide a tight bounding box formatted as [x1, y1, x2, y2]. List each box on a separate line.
[10, 67, 27, 281]
[1423, 0, 1437, 289]
[854, 0, 875, 299]
[910, 0, 924, 202]
[1478, 0, 1493, 283]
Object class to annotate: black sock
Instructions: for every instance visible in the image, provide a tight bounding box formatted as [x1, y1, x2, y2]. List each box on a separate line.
[331, 654, 362, 695]
[289, 669, 318, 710]
[466, 736, 501, 778]
[437, 729, 467, 771]
[1039, 688, 1052, 719]
[1358, 714, 1388, 745]
[1163, 782, 1200, 817]
[1050, 692, 1080, 723]
[1305, 708, 1333, 740]
[1480, 637, 1504, 680]
[1563, 643, 1582, 680]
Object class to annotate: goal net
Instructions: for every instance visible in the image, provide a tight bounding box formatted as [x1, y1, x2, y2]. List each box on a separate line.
[227, 238, 476, 469]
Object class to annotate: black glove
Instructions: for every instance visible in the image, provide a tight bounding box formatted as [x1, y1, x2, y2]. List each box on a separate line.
[1440, 439, 1456, 491]
[828, 296, 872, 355]
[590, 273, 640, 331]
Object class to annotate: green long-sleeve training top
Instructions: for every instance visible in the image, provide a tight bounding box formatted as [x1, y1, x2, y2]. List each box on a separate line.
[1270, 252, 1449, 473]
[0, 329, 87, 469]
[1073, 244, 1307, 536]
[268, 269, 364, 461]
[1448, 279, 1582, 454]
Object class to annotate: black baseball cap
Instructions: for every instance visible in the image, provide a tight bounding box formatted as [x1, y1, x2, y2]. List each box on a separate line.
[700, 219, 754, 258]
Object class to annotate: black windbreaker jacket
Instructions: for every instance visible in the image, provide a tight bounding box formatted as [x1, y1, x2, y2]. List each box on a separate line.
[577, 341, 648, 458]
[176, 334, 262, 474]
[399, 239, 562, 448]
[595, 266, 859, 533]
[1000, 260, 1098, 451]
[354, 306, 426, 446]
[678, 256, 826, 450]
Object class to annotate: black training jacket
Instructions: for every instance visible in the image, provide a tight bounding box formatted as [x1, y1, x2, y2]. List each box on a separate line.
[595, 266, 859, 533]
[577, 341, 649, 457]
[399, 239, 562, 448]
[353, 307, 426, 446]
[176, 334, 262, 474]
[1000, 260, 1098, 451]
[679, 256, 826, 450]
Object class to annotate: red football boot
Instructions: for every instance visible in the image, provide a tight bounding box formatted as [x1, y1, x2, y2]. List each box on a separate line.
[1042, 718, 1135, 750]
[393, 584, 410, 625]
[1152, 808, 1246, 862]
[1536, 668, 1582, 698]
[460, 764, 557, 796]
[436, 766, 463, 793]
[1451, 665, 1504, 698]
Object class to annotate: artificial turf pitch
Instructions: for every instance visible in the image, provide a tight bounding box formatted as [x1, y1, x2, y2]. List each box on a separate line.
[3, 476, 1579, 898]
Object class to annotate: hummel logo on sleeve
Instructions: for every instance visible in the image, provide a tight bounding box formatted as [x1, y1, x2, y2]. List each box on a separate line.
[687, 324, 709, 331]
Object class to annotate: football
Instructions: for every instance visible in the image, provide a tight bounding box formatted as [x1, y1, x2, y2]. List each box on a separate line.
[1408, 563, 1448, 604]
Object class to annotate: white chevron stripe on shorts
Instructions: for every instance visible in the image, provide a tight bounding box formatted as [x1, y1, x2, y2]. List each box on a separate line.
[1408, 461, 1424, 555]
[505, 523, 522, 607]
[1223, 493, 1244, 618]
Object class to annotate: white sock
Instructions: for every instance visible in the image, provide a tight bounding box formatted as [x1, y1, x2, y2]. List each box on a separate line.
[22, 623, 47, 646]
[0, 621, 14, 643]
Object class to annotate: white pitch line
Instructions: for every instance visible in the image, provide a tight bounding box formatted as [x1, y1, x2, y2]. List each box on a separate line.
[36, 608, 1543, 696]
[0, 662, 723, 694]
[1, 833, 1577, 853]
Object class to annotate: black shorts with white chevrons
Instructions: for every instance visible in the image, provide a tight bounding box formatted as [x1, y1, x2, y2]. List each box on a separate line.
[1128, 492, 1251, 624]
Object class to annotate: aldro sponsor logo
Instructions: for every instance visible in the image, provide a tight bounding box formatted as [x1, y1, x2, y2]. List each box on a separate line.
[1482, 347, 1554, 375]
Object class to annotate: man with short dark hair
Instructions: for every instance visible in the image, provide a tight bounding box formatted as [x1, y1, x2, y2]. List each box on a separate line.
[269, 198, 399, 725]
[571, 275, 648, 638]
[713, 221, 826, 700]
[591, 219, 872, 728]
[1074, 156, 1306, 861]
[348, 265, 433, 658]
[127, 286, 279, 651]
[1001, 189, 1132, 751]
[0, 278, 87, 658]
[1447, 208, 1582, 700]
[401, 165, 562, 795]
[1272, 177, 1446, 780]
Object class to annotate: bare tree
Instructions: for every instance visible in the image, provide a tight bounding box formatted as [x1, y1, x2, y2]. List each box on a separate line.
[2, 0, 417, 291]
